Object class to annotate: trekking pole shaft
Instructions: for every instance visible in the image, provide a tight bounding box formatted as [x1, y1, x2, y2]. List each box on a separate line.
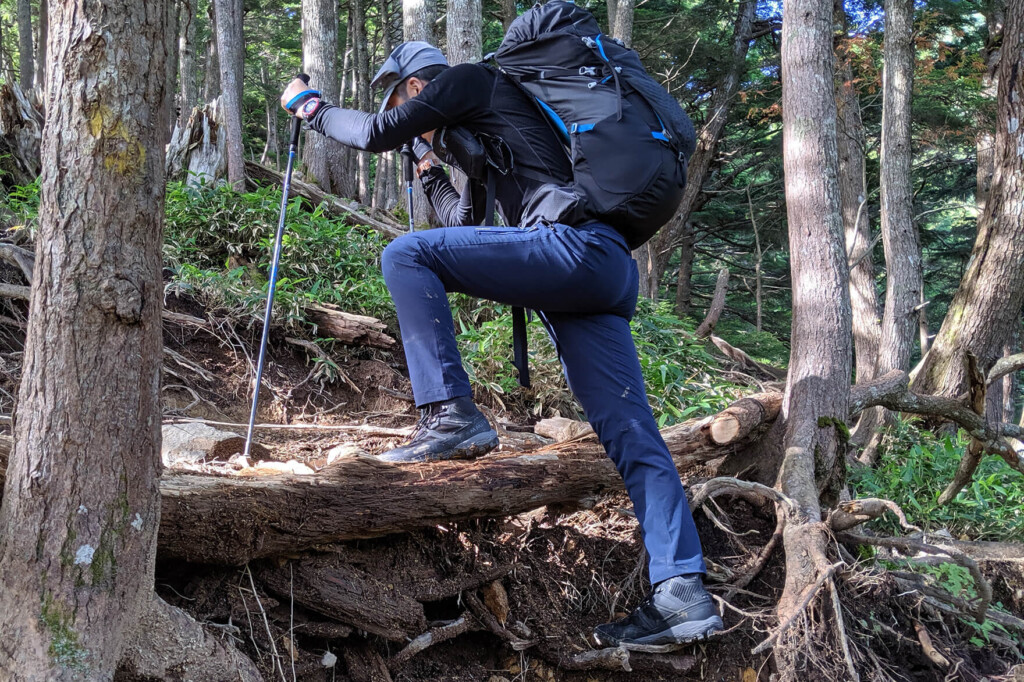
[401, 143, 415, 232]
[244, 112, 303, 458]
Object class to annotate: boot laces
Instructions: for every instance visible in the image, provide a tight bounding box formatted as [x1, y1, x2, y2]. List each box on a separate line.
[408, 403, 445, 442]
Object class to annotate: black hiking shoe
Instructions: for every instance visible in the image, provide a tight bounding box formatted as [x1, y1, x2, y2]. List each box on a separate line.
[378, 396, 499, 463]
[593, 574, 723, 652]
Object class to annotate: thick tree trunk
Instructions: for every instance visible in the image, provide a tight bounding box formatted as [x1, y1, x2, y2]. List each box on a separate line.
[203, 3, 220, 103]
[303, 0, 348, 196]
[674, 222, 696, 316]
[859, 0, 919, 456]
[835, 15, 880, 385]
[447, 0, 483, 63]
[501, 0, 517, 32]
[976, 7, 1004, 216]
[0, 0, 174, 676]
[16, 0, 32, 90]
[775, 0, 851, 673]
[353, 0, 373, 204]
[654, 0, 758, 303]
[607, 0, 618, 36]
[912, 0, 1024, 398]
[33, 0, 47, 95]
[403, 0, 437, 227]
[177, 0, 198, 129]
[213, 0, 246, 189]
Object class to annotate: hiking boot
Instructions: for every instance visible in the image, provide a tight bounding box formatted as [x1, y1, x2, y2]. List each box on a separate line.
[378, 396, 499, 463]
[593, 574, 723, 652]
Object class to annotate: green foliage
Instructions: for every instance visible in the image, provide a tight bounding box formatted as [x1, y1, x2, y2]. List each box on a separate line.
[163, 181, 393, 326]
[3, 177, 41, 236]
[850, 418, 1024, 542]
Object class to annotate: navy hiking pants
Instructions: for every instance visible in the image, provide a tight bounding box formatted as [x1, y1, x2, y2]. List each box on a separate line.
[380, 221, 707, 583]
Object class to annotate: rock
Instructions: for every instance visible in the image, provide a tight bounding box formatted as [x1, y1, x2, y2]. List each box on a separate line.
[533, 417, 595, 443]
[161, 423, 267, 467]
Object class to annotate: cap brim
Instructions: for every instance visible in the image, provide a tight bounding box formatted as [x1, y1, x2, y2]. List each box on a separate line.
[378, 80, 400, 114]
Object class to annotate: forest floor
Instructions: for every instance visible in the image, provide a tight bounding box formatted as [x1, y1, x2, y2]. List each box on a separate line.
[122, 293, 1024, 682]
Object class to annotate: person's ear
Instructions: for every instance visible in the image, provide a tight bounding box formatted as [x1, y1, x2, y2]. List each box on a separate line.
[406, 77, 425, 98]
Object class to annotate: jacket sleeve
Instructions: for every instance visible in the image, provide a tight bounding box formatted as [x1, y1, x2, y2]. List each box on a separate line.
[420, 166, 488, 227]
[305, 64, 489, 153]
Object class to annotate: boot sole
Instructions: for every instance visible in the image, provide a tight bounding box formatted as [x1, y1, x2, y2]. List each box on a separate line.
[594, 615, 724, 653]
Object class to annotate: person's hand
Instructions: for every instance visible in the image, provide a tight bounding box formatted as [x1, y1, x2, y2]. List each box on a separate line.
[415, 150, 442, 178]
[280, 77, 321, 118]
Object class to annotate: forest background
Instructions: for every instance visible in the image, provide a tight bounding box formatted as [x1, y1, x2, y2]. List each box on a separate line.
[0, 0, 1023, 679]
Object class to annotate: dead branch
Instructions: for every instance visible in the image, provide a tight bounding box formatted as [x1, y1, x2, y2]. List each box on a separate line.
[987, 352, 1024, 387]
[245, 161, 406, 240]
[162, 417, 411, 437]
[850, 369, 1024, 476]
[0, 282, 29, 301]
[304, 304, 395, 349]
[0, 243, 34, 281]
[727, 512, 785, 595]
[463, 590, 535, 651]
[557, 646, 632, 672]
[828, 498, 921, 533]
[914, 622, 950, 668]
[708, 334, 787, 380]
[891, 572, 1024, 635]
[838, 531, 991, 621]
[387, 616, 479, 668]
[696, 268, 729, 338]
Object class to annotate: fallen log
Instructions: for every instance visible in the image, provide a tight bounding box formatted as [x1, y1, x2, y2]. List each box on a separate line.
[305, 303, 395, 349]
[0, 394, 783, 565]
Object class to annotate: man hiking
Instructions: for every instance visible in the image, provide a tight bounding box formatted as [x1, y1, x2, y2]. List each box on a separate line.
[281, 35, 723, 650]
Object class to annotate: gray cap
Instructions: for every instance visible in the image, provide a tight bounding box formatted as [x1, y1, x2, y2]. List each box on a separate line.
[371, 41, 449, 114]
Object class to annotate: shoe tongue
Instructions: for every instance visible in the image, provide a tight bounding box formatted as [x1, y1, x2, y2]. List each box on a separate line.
[657, 576, 702, 602]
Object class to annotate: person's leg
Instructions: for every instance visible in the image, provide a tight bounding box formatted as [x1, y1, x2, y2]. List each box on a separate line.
[380, 223, 635, 406]
[541, 311, 706, 582]
[541, 310, 722, 648]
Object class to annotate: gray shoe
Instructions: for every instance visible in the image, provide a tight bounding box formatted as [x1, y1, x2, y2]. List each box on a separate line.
[593, 574, 723, 652]
[379, 396, 499, 463]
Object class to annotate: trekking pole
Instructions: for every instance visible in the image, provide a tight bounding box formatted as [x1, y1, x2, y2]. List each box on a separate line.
[400, 142, 415, 232]
[243, 73, 309, 459]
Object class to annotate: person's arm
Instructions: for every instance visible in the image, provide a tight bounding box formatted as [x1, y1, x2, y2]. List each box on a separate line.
[290, 64, 489, 153]
[420, 164, 483, 227]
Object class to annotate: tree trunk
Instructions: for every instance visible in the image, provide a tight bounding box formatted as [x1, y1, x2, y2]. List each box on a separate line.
[501, 0, 517, 32]
[353, 0, 373, 203]
[775, 0, 851, 672]
[912, 0, 1024, 399]
[33, 0, 47, 95]
[875, 0, 920, 377]
[303, 0, 348, 195]
[177, 0, 198, 129]
[976, 7, 1004, 215]
[403, 0, 437, 227]
[203, 2, 220, 103]
[835, 12, 880, 385]
[673, 222, 696, 316]
[447, 0, 482, 63]
[0, 0, 173, 676]
[213, 0, 245, 189]
[16, 0, 32, 90]
[653, 0, 758, 303]
[607, 0, 618, 37]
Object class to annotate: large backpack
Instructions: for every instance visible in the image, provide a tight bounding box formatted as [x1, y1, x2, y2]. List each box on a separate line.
[492, 0, 696, 249]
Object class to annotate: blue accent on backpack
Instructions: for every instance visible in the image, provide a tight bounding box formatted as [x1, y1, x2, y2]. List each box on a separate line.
[493, 0, 696, 248]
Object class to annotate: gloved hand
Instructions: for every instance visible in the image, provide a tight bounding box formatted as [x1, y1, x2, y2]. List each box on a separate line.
[280, 77, 322, 119]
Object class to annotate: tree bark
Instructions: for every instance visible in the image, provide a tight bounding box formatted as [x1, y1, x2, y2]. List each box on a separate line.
[875, 0, 920, 378]
[501, 0, 518, 32]
[177, 0, 198, 129]
[213, 0, 246, 189]
[403, 0, 437, 227]
[203, 2, 220, 103]
[696, 268, 729, 338]
[447, 0, 483, 63]
[303, 0, 348, 196]
[353, 0, 373, 204]
[673, 222, 696, 316]
[16, 0, 32, 90]
[835, 11, 880, 385]
[775, 0, 851, 672]
[33, 0, 47, 95]
[654, 0, 758, 303]
[0, 0, 174, 676]
[976, 6, 1004, 216]
[912, 0, 1024, 399]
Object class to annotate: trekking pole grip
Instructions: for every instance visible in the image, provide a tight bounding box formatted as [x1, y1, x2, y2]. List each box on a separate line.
[289, 73, 311, 147]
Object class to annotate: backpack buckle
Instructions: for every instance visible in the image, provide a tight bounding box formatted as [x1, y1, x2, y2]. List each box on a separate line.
[581, 36, 597, 48]
[579, 66, 598, 77]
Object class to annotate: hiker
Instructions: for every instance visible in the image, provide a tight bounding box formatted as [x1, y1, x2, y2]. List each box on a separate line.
[281, 20, 723, 652]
